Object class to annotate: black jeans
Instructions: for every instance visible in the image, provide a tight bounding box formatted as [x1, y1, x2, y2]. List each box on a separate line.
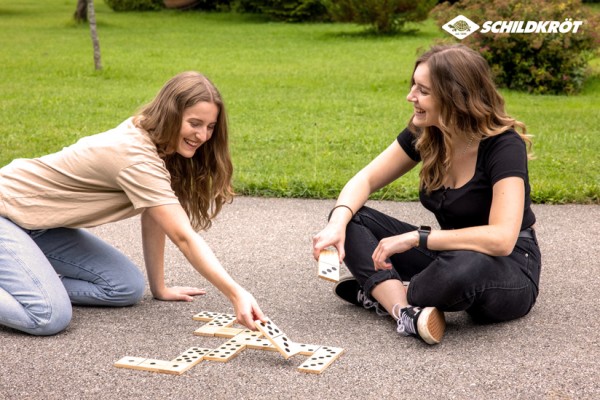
[343, 206, 542, 322]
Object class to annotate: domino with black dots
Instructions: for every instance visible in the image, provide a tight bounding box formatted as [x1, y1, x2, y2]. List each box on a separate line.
[254, 318, 302, 359]
[194, 313, 236, 337]
[318, 247, 340, 282]
[297, 346, 345, 374]
[114, 347, 211, 375]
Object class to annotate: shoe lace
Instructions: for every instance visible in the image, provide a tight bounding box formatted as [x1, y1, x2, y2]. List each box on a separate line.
[357, 290, 388, 316]
[357, 290, 375, 309]
[393, 304, 418, 336]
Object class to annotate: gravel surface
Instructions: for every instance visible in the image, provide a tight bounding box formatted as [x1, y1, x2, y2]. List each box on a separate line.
[1, 197, 598, 400]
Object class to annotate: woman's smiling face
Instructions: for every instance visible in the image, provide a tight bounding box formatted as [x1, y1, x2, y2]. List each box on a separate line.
[175, 101, 219, 158]
[406, 63, 440, 129]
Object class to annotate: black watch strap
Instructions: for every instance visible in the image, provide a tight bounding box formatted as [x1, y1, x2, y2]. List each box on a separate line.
[418, 225, 431, 249]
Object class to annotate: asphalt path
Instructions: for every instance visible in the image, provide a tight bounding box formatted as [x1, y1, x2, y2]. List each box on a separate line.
[1, 197, 598, 399]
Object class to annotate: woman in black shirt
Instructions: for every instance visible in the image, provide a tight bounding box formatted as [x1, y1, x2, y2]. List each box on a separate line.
[312, 44, 541, 345]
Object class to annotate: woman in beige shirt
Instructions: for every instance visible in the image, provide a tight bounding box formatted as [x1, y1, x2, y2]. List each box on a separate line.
[0, 71, 265, 335]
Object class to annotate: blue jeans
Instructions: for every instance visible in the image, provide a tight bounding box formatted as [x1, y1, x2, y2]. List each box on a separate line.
[343, 207, 542, 322]
[0, 216, 145, 335]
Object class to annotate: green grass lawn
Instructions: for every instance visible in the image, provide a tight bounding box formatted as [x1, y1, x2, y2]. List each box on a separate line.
[1, 0, 598, 203]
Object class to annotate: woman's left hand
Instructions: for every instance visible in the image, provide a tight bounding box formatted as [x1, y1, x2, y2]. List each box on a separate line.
[372, 231, 419, 270]
[154, 286, 206, 302]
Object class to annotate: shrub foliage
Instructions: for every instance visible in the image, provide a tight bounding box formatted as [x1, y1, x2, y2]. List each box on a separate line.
[236, 0, 328, 22]
[103, 0, 164, 11]
[324, 0, 437, 34]
[433, 0, 600, 94]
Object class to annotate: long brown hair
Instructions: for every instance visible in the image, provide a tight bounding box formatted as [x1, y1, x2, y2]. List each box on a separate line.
[408, 44, 531, 193]
[135, 71, 234, 230]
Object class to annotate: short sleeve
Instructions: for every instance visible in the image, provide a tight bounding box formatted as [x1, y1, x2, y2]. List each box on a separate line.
[397, 128, 421, 162]
[116, 162, 180, 209]
[484, 131, 528, 185]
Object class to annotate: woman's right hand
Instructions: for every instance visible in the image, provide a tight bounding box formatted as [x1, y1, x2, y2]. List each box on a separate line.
[312, 223, 346, 264]
[230, 287, 267, 331]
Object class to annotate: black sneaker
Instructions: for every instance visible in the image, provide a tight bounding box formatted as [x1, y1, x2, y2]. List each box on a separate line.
[393, 304, 445, 345]
[333, 277, 387, 315]
[333, 277, 362, 306]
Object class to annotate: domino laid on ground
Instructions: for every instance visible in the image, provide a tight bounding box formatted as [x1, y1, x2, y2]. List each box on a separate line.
[318, 247, 340, 282]
[203, 337, 247, 362]
[192, 310, 222, 321]
[114, 347, 211, 375]
[194, 313, 236, 337]
[232, 329, 277, 352]
[254, 318, 303, 360]
[296, 343, 321, 356]
[170, 347, 212, 372]
[214, 327, 245, 338]
[204, 328, 279, 362]
[297, 346, 345, 374]
[114, 356, 148, 371]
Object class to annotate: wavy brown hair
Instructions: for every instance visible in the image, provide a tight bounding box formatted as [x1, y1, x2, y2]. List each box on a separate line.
[135, 71, 234, 231]
[408, 44, 531, 193]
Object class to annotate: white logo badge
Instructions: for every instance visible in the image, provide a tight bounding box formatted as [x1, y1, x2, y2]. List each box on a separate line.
[443, 15, 480, 40]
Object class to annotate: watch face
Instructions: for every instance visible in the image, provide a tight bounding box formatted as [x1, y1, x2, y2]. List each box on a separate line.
[419, 225, 431, 232]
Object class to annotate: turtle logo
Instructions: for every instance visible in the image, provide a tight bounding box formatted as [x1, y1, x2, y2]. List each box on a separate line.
[443, 15, 480, 40]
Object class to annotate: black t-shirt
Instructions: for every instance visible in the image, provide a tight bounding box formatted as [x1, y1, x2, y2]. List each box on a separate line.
[397, 128, 535, 230]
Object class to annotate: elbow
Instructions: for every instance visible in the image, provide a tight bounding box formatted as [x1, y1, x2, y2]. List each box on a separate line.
[482, 225, 519, 257]
[489, 238, 517, 257]
[494, 247, 513, 257]
[169, 227, 195, 253]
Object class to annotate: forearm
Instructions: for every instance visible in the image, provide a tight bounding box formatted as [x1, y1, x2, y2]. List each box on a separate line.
[426, 177, 525, 256]
[141, 212, 168, 297]
[426, 225, 518, 256]
[177, 233, 242, 300]
[329, 173, 372, 227]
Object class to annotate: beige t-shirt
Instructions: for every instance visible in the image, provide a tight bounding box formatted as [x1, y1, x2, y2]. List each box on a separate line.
[0, 118, 180, 229]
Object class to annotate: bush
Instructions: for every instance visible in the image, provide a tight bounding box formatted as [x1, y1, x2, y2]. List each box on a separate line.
[191, 0, 233, 10]
[104, 0, 163, 11]
[432, 0, 600, 94]
[235, 0, 328, 22]
[324, 0, 437, 34]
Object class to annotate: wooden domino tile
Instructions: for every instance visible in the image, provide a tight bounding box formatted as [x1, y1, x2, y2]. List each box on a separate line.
[239, 331, 277, 352]
[296, 343, 320, 356]
[139, 359, 178, 373]
[254, 319, 304, 360]
[210, 327, 278, 352]
[114, 356, 148, 371]
[318, 247, 340, 282]
[297, 346, 345, 374]
[192, 311, 223, 321]
[194, 313, 236, 337]
[269, 334, 303, 359]
[254, 318, 287, 339]
[114, 347, 211, 375]
[114, 357, 191, 375]
[170, 347, 212, 372]
[214, 327, 245, 338]
[204, 337, 247, 362]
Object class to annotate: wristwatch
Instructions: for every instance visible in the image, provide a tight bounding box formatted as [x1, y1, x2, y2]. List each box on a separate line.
[418, 225, 431, 249]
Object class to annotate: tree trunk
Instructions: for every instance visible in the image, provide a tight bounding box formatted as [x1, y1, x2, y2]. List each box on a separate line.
[74, 0, 87, 22]
[87, 0, 102, 70]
